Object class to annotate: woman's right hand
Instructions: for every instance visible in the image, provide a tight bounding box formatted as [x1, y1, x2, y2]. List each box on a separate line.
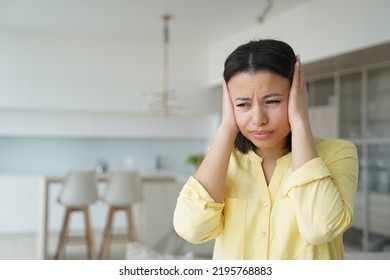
[193, 81, 238, 203]
[221, 81, 239, 135]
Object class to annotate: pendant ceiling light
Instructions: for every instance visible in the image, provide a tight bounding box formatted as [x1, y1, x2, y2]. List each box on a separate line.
[257, 0, 273, 23]
[146, 14, 184, 117]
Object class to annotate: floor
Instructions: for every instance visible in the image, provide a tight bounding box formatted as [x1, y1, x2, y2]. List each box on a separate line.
[1, 233, 390, 260]
[0, 230, 212, 260]
[0, 231, 132, 260]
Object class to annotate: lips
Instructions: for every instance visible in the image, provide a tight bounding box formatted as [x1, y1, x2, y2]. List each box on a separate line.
[250, 130, 273, 140]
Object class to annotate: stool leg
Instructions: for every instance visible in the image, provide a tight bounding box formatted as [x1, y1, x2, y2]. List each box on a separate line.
[55, 207, 72, 260]
[84, 208, 96, 260]
[125, 207, 137, 242]
[100, 207, 115, 259]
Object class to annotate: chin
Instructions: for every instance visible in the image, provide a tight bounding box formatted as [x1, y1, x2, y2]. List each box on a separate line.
[249, 136, 288, 151]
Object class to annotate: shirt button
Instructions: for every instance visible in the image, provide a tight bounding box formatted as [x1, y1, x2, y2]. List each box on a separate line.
[263, 202, 269, 208]
[261, 232, 268, 238]
[326, 225, 332, 231]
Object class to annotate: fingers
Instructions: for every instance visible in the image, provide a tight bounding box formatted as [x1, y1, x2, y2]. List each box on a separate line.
[291, 55, 300, 92]
[221, 80, 238, 133]
[288, 55, 310, 128]
[292, 55, 307, 94]
[222, 80, 232, 111]
[222, 80, 228, 97]
[297, 55, 306, 91]
[222, 79, 228, 92]
[221, 80, 229, 106]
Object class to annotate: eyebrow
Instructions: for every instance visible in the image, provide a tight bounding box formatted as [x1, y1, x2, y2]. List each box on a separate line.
[234, 93, 284, 101]
[234, 97, 251, 101]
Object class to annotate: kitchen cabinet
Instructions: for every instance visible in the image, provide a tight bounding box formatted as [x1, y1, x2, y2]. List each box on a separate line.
[309, 106, 338, 138]
[354, 191, 390, 237]
[307, 60, 390, 250]
[367, 66, 390, 139]
[307, 75, 338, 138]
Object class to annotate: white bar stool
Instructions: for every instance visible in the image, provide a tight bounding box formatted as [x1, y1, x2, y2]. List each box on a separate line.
[55, 171, 98, 259]
[100, 170, 143, 259]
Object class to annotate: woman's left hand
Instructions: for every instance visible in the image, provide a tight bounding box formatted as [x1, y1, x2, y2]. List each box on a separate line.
[288, 55, 319, 170]
[288, 55, 310, 130]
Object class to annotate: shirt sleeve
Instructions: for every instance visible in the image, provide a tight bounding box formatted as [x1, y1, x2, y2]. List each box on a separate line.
[173, 176, 225, 244]
[281, 140, 359, 245]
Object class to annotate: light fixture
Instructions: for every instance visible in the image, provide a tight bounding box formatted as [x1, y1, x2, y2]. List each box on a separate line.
[145, 14, 184, 117]
[257, 0, 273, 24]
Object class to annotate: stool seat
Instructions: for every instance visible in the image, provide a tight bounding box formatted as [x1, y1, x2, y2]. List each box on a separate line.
[55, 171, 98, 260]
[100, 170, 142, 259]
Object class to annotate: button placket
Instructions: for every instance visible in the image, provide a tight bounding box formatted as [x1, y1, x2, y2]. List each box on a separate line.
[261, 200, 270, 239]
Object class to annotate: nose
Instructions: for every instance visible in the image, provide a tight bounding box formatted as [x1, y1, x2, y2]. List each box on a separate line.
[252, 104, 268, 126]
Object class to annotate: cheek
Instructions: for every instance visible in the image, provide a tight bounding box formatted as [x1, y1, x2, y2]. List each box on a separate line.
[280, 103, 290, 121]
[233, 110, 248, 130]
[272, 105, 290, 126]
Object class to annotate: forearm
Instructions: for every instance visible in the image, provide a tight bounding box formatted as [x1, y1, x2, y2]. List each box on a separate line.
[194, 124, 236, 203]
[289, 177, 353, 244]
[289, 56, 318, 170]
[291, 119, 318, 171]
[282, 138, 359, 245]
[284, 151, 358, 244]
[173, 177, 224, 243]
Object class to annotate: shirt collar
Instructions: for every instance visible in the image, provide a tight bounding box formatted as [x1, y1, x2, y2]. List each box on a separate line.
[246, 149, 291, 165]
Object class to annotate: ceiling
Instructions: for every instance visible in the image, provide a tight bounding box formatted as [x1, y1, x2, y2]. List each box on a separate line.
[0, 0, 311, 43]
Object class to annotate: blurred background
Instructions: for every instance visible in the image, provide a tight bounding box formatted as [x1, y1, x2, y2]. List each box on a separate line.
[0, 0, 389, 259]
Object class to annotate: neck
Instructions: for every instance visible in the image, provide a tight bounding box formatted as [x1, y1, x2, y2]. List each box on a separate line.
[255, 146, 289, 162]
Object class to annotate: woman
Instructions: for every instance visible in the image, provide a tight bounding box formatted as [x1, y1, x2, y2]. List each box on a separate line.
[173, 39, 358, 259]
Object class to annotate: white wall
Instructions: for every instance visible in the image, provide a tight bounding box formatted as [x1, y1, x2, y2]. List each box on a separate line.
[0, 29, 218, 138]
[0, 30, 209, 112]
[0, 137, 210, 174]
[0, 110, 219, 139]
[208, 0, 390, 86]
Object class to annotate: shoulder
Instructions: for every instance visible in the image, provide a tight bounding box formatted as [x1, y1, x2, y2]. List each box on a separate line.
[227, 149, 260, 176]
[230, 149, 249, 169]
[315, 137, 356, 150]
[231, 148, 261, 165]
[315, 137, 358, 161]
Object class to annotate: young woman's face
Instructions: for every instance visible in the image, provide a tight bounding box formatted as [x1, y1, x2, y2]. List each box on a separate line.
[228, 70, 291, 154]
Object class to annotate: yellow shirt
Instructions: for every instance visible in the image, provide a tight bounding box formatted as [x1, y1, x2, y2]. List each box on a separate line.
[173, 138, 359, 259]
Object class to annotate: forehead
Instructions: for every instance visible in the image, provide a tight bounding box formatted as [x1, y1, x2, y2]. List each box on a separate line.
[228, 71, 290, 95]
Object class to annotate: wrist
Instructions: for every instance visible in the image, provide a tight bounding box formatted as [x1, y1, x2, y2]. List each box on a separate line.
[219, 122, 239, 141]
[290, 115, 311, 132]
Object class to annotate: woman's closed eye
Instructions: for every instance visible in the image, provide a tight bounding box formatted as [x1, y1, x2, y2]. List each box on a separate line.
[236, 102, 251, 108]
[265, 99, 281, 106]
